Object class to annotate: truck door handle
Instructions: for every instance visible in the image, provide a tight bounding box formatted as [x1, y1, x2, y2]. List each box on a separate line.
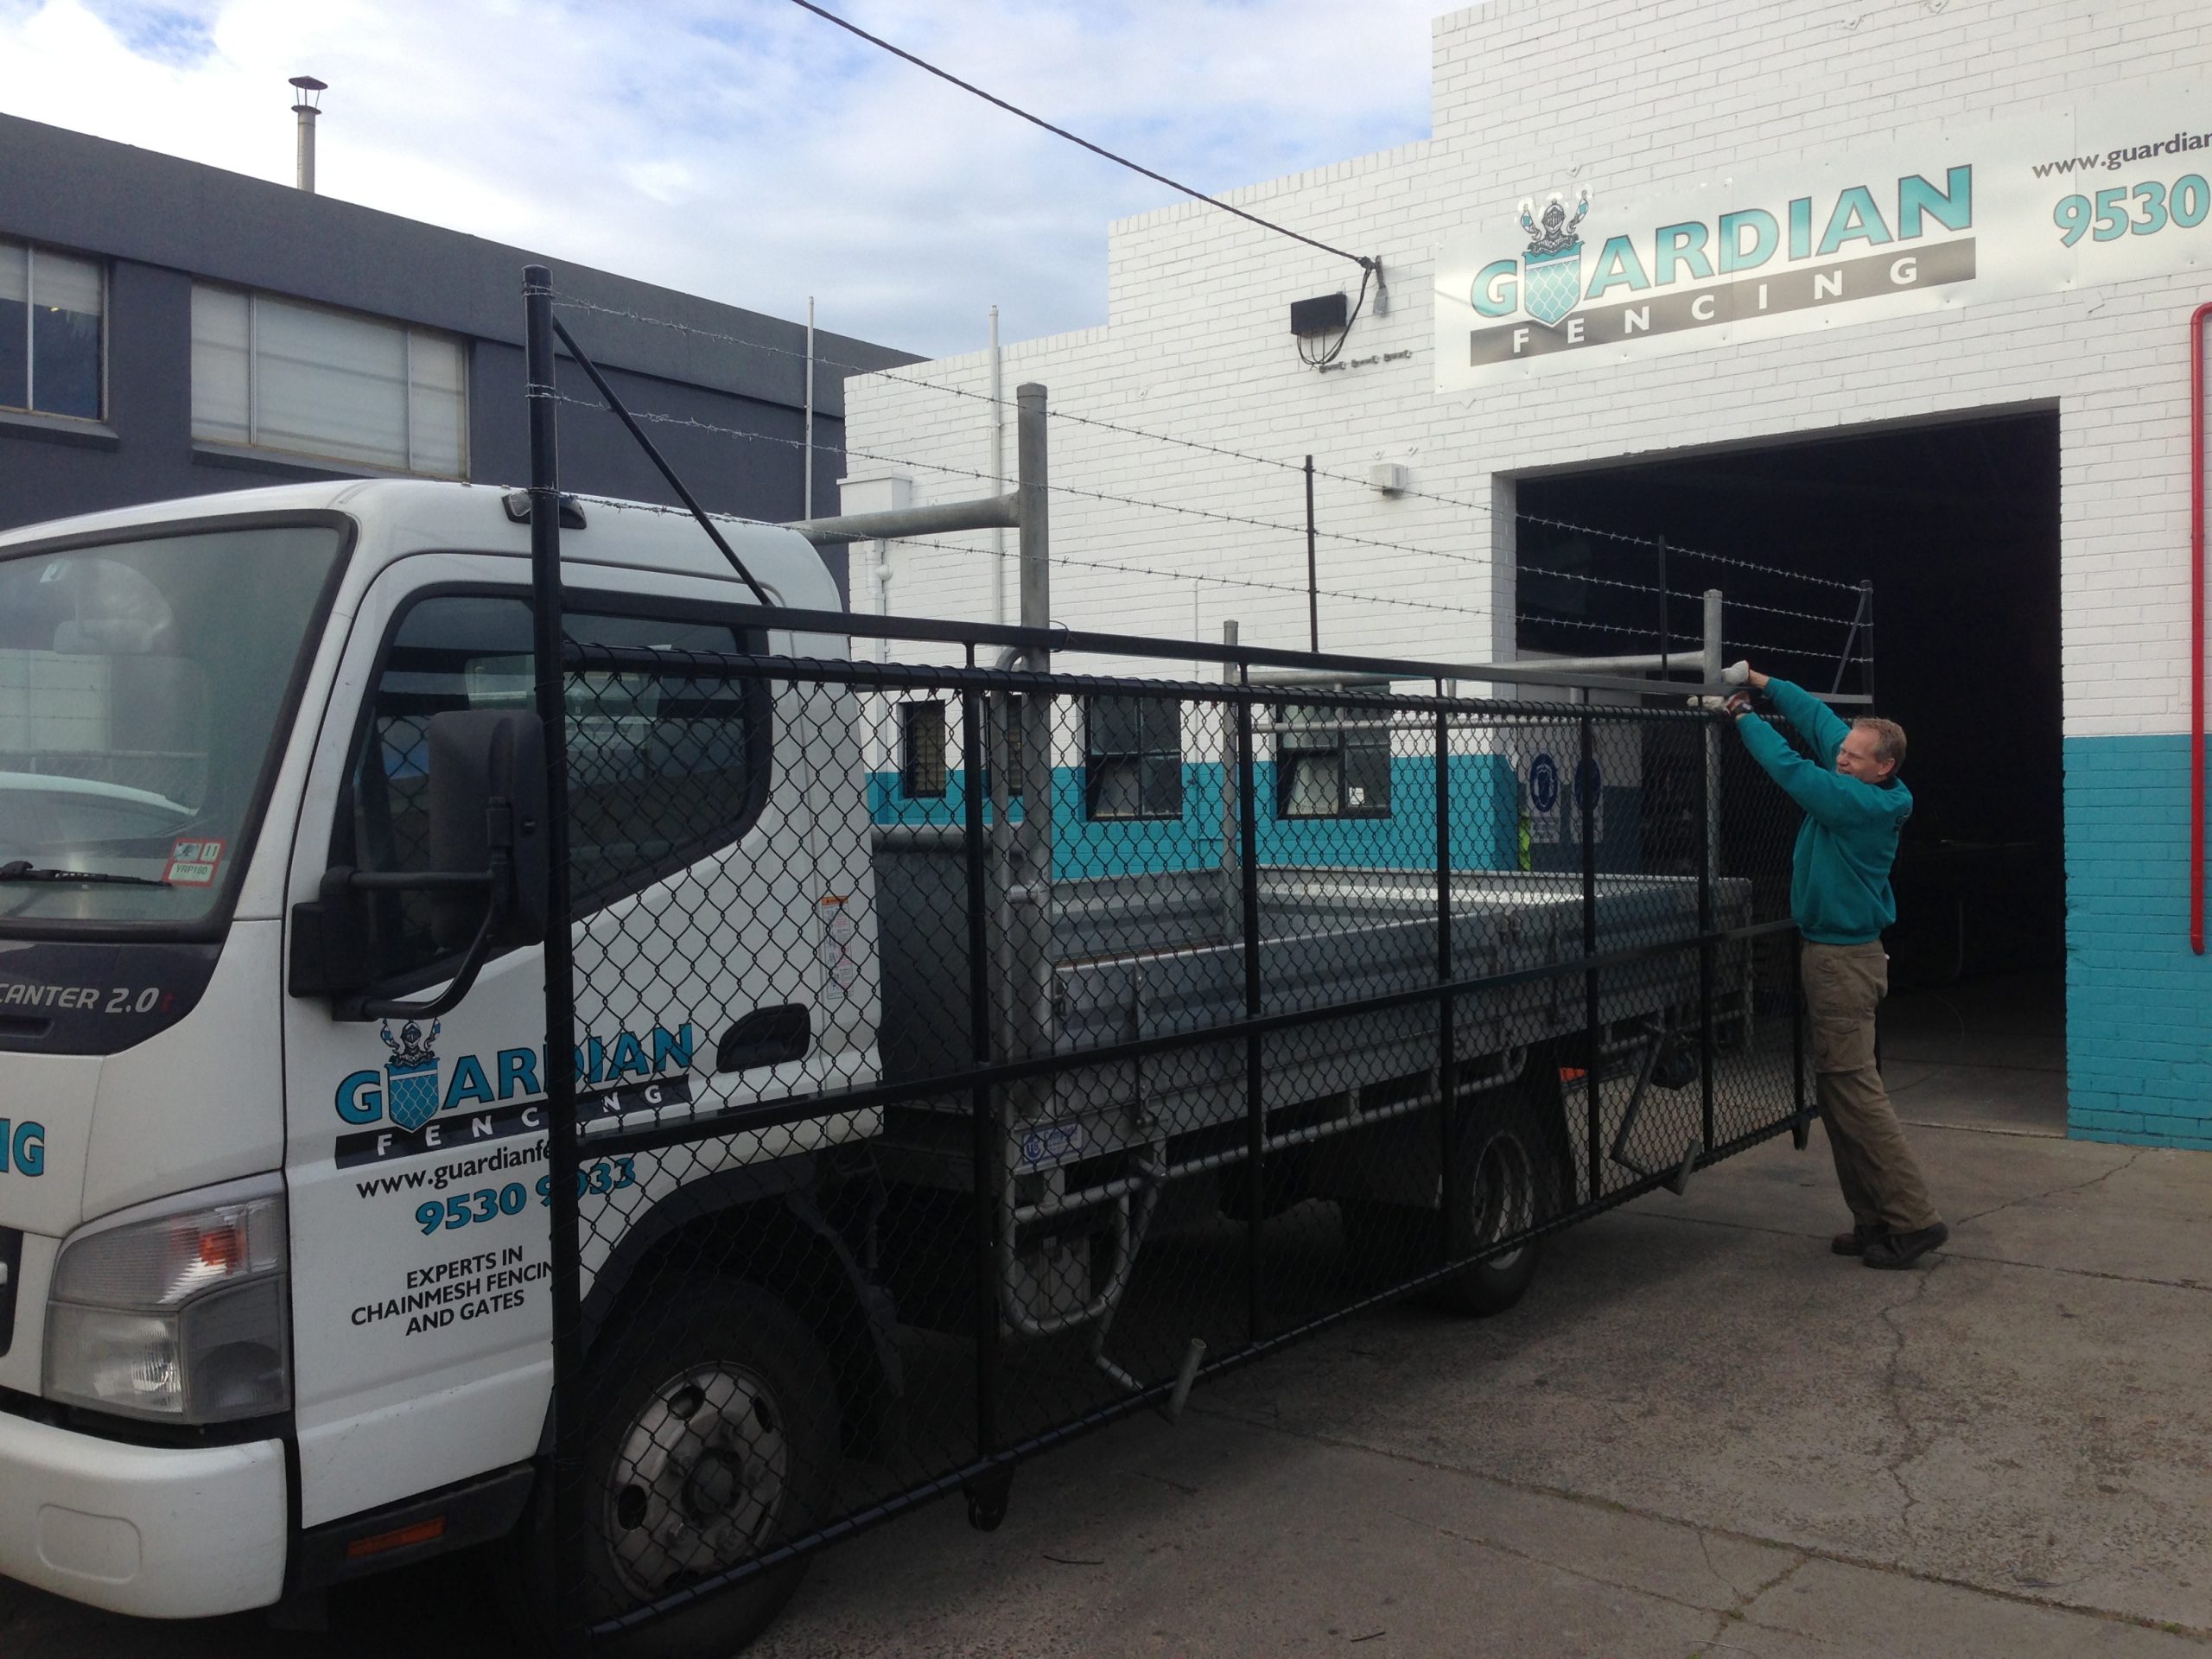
[716, 1005, 811, 1072]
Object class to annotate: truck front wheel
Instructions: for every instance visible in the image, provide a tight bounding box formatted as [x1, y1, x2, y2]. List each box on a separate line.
[505, 1280, 841, 1656]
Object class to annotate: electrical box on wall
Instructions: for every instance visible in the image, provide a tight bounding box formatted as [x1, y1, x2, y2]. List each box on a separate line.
[1367, 462, 1412, 495]
[1289, 293, 1349, 336]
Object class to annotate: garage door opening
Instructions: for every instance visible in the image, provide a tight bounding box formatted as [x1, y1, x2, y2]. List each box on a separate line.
[1514, 410, 2064, 1109]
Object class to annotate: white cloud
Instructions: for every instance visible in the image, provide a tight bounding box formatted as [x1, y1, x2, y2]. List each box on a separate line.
[0, 0, 1440, 355]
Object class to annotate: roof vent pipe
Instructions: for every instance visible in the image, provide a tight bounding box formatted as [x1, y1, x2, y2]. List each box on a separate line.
[289, 76, 327, 193]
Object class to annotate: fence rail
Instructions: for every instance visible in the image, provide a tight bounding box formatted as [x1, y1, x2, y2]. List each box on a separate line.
[521, 266, 1828, 1652]
[533, 627, 1813, 1649]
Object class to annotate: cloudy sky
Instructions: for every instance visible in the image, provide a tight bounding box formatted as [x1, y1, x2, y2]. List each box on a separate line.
[0, 0, 1444, 357]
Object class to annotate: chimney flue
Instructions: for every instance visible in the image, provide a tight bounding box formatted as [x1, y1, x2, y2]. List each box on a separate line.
[289, 75, 327, 193]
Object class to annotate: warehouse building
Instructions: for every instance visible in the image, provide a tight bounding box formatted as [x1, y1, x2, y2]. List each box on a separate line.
[846, 0, 2212, 1147]
[0, 110, 912, 594]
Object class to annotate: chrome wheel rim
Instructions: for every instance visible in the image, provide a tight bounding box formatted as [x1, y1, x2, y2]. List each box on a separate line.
[601, 1360, 790, 1599]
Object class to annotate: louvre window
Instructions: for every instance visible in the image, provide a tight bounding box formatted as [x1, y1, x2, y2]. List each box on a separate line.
[900, 702, 949, 798]
[191, 284, 467, 477]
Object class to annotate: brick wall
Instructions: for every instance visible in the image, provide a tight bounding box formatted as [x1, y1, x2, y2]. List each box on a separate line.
[847, 0, 2212, 1142]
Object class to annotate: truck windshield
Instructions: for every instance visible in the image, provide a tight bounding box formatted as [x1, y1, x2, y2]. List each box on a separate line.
[0, 523, 342, 930]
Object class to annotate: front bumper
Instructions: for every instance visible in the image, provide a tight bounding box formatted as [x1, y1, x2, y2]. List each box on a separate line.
[0, 1409, 286, 1617]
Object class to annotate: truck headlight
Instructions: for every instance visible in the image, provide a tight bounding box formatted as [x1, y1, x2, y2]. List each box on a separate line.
[45, 1177, 289, 1423]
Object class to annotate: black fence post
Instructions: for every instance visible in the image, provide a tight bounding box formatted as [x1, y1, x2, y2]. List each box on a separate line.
[1580, 711, 1600, 1204]
[1237, 673, 1265, 1344]
[1792, 930, 1811, 1149]
[524, 264, 586, 1651]
[959, 671, 1000, 1470]
[1699, 721, 1717, 1158]
[1434, 691, 1455, 1268]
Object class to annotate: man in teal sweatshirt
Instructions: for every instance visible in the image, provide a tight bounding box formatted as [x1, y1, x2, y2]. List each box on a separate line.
[1726, 668, 1947, 1269]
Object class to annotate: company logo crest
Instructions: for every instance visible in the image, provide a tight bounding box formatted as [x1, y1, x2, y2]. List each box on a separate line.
[1516, 189, 1590, 327]
[379, 1019, 443, 1133]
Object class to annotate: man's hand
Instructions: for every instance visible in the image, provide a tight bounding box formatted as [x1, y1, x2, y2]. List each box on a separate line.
[1722, 691, 1756, 719]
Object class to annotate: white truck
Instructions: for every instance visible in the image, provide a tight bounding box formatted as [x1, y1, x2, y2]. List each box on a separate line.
[0, 478, 1769, 1651]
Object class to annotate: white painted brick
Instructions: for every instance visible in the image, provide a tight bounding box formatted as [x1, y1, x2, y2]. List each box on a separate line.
[848, 0, 2211, 739]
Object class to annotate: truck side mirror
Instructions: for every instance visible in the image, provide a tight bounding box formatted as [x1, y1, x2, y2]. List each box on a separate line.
[288, 709, 550, 1020]
[427, 709, 549, 951]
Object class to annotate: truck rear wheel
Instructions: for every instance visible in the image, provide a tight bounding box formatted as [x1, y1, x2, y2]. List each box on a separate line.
[1428, 1098, 1554, 1316]
[1338, 1080, 1566, 1318]
[503, 1280, 841, 1656]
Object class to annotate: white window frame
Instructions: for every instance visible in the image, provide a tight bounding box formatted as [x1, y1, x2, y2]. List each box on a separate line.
[1, 237, 107, 422]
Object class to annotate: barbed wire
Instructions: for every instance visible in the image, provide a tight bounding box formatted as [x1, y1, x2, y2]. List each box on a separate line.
[1512, 564, 1859, 627]
[1524, 612, 1867, 662]
[548, 391, 1510, 569]
[546, 291, 1869, 601]
[554, 487, 1855, 667]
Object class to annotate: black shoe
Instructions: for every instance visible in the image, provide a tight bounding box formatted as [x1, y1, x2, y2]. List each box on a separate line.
[1832, 1223, 1887, 1257]
[1862, 1221, 1948, 1269]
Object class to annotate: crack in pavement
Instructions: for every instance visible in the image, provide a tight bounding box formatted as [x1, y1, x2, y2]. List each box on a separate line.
[1689, 1556, 1824, 1658]
[1955, 1147, 2152, 1228]
[1193, 1404, 2212, 1644]
[1395, 1507, 1734, 1622]
[1637, 1207, 2212, 1295]
[1875, 1269, 1942, 1536]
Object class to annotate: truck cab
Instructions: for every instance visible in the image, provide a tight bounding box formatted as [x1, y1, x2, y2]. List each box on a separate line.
[0, 480, 879, 1623]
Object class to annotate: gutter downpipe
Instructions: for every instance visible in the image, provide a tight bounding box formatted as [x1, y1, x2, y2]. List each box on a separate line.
[2194, 300, 2210, 954]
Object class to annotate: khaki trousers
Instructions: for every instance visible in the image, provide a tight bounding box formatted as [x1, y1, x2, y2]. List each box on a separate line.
[1801, 940, 1941, 1233]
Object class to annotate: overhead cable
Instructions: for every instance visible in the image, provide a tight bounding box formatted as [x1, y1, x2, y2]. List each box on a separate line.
[783, 0, 1376, 276]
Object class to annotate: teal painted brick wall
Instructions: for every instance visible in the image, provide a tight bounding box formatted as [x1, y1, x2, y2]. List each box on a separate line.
[868, 756, 1646, 879]
[2063, 734, 2212, 1147]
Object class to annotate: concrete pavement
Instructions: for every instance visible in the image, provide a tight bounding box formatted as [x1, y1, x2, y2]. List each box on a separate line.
[9, 976, 2211, 1656]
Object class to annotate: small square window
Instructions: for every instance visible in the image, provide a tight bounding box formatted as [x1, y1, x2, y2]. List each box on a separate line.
[1086, 694, 1182, 821]
[1275, 703, 1392, 820]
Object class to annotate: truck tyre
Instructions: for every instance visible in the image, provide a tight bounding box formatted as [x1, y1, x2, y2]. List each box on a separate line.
[1429, 1085, 1565, 1317]
[1338, 1081, 1566, 1317]
[501, 1280, 841, 1656]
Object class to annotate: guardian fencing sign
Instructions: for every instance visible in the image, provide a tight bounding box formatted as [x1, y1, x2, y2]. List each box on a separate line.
[1436, 79, 2210, 389]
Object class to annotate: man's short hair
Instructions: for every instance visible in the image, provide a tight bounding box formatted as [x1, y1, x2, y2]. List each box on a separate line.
[1853, 716, 1907, 770]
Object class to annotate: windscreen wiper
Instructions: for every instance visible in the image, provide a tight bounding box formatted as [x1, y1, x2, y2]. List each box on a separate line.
[0, 861, 173, 888]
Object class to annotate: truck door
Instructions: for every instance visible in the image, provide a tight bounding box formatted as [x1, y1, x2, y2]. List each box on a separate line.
[279, 560, 836, 1531]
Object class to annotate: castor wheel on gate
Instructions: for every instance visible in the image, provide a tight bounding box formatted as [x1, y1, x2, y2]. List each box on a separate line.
[964, 1468, 1014, 1532]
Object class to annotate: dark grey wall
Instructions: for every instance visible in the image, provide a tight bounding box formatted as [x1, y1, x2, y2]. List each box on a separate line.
[0, 111, 918, 601]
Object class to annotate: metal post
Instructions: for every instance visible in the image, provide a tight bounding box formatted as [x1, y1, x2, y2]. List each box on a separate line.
[523, 264, 584, 1650]
[990, 307, 1006, 627]
[1221, 621, 1243, 945]
[1434, 690, 1456, 1267]
[1657, 536, 1669, 682]
[1859, 580, 1876, 705]
[1305, 455, 1319, 654]
[1580, 711, 1600, 1203]
[803, 296, 816, 518]
[1791, 931, 1811, 1149]
[960, 673, 999, 1462]
[1700, 588, 1721, 1157]
[1012, 385, 1054, 1076]
[1236, 675, 1266, 1343]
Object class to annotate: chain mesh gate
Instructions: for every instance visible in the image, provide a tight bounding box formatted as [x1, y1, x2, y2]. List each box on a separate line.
[516, 263, 1828, 1652]
[531, 634, 1813, 1649]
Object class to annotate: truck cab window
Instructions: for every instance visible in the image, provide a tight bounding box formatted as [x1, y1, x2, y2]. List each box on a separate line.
[341, 594, 765, 981]
[1275, 702, 1392, 820]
